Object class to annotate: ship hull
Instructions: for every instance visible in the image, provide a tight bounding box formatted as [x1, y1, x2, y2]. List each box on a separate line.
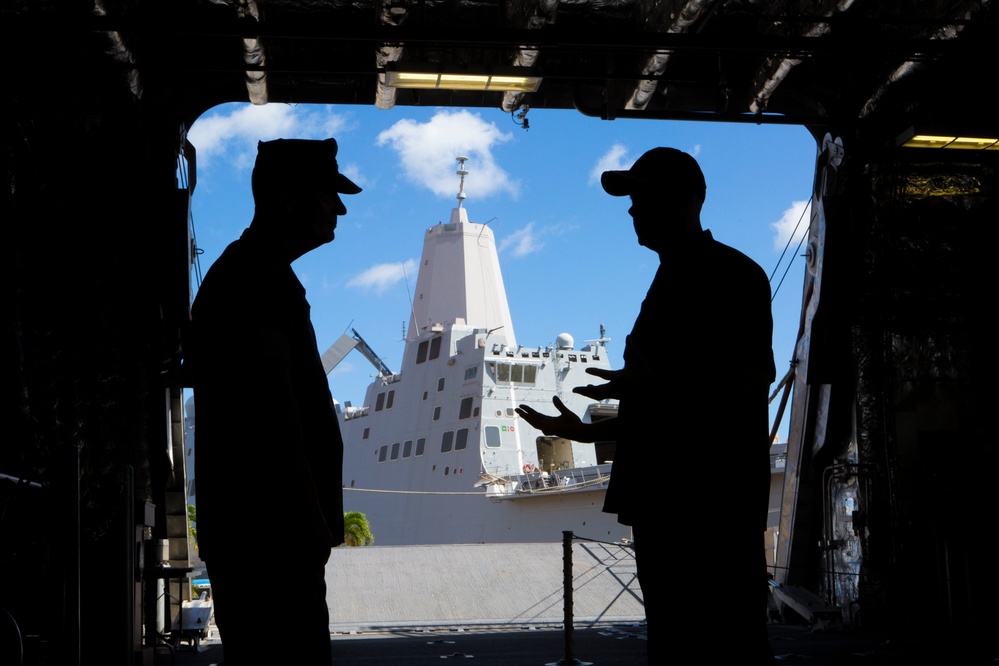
[343, 484, 629, 545]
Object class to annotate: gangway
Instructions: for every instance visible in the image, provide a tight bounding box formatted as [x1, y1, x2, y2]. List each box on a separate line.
[321, 328, 393, 377]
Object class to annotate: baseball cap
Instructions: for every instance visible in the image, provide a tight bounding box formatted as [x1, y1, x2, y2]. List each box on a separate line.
[252, 138, 362, 196]
[600, 147, 705, 199]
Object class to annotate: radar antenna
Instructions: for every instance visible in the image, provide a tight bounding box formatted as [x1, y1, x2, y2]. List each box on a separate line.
[456, 156, 469, 208]
[583, 324, 612, 348]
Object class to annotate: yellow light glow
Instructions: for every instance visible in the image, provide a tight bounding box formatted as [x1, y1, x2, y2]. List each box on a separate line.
[948, 136, 999, 150]
[385, 70, 541, 93]
[439, 74, 491, 90]
[390, 72, 441, 87]
[487, 76, 541, 92]
[901, 133, 999, 150]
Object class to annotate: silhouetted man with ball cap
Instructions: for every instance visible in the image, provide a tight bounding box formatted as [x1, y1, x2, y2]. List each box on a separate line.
[191, 138, 361, 664]
[517, 147, 776, 663]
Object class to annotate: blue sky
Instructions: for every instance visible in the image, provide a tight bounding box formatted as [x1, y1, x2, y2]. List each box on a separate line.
[187, 103, 814, 443]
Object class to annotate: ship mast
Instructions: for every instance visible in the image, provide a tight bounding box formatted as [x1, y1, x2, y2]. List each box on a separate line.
[407, 156, 517, 345]
[456, 156, 468, 209]
[450, 156, 470, 225]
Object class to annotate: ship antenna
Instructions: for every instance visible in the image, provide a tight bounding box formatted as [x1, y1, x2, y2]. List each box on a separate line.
[402, 260, 416, 341]
[456, 156, 469, 209]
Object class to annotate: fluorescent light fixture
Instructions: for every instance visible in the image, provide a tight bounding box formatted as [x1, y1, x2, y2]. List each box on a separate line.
[897, 128, 999, 150]
[384, 66, 541, 93]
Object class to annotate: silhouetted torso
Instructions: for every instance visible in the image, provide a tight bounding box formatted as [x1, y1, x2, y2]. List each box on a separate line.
[191, 227, 344, 562]
[605, 229, 774, 533]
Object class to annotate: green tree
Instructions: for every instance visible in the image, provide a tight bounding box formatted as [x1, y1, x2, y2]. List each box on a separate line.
[188, 504, 198, 549]
[342, 511, 374, 547]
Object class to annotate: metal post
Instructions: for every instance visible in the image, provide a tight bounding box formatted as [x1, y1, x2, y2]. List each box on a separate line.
[546, 531, 591, 666]
[563, 530, 574, 663]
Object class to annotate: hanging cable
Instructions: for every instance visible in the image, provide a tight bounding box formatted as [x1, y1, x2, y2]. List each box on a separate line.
[177, 137, 204, 288]
[768, 199, 811, 302]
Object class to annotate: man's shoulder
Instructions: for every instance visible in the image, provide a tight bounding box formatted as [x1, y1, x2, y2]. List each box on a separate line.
[705, 235, 767, 278]
[193, 242, 245, 309]
[194, 236, 291, 306]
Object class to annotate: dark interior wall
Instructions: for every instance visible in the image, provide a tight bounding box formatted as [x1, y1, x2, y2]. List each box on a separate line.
[815, 141, 996, 653]
[4, 22, 186, 663]
[773, 126, 996, 661]
[860, 155, 993, 636]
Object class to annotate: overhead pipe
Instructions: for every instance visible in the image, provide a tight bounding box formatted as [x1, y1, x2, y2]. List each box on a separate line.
[502, 0, 559, 114]
[859, 8, 975, 118]
[236, 1, 268, 104]
[374, 0, 409, 110]
[625, 0, 719, 111]
[749, 0, 857, 114]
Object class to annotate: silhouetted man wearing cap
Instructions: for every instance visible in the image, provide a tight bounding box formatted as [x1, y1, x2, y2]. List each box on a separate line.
[190, 138, 361, 664]
[517, 147, 775, 663]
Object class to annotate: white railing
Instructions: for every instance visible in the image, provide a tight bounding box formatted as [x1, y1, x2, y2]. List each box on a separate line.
[484, 463, 613, 498]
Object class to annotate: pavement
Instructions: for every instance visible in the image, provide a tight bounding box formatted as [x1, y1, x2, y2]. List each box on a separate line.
[150, 619, 996, 665]
[153, 544, 995, 664]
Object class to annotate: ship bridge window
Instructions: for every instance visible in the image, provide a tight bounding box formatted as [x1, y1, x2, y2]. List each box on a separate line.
[496, 363, 537, 385]
[441, 431, 454, 453]
[378, 445, 388, 462]
[459, 397, 474, 419]
[375, 392, 385, 412]
[429, 336, 442, 360]
[416, 340, 429, 364]
[456, 428, 469, 451]
[415, 437, 426, 456]
[464, 366, 477, 381]
[391, 442, 400, 460]
[386, 390, 395, 409]
[403, 440, 413, 458]
[433, 406, 441, 421]
[484, 426, 501, 449]
[362, 427, 370, 440]
[437, 377, 445, 392]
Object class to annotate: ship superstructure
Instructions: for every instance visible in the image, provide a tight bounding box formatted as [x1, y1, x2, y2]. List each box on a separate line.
[326, 158, 629, 545]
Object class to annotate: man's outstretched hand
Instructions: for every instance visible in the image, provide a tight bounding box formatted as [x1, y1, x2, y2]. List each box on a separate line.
[515, 396, 585, 440]
[572, 367, 627, 401]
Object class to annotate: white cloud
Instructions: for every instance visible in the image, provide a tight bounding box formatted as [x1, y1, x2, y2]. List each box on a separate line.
[771, 200, 811, 252]
[376, 110, 518, 198]
[499, 223, 542, 257]
[587, 143, 702, 187]
[347, 259, 419, 294]
[340, 162, 366, 189]
[187, 103, 351, 171]
[589, 144, 631, 186]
